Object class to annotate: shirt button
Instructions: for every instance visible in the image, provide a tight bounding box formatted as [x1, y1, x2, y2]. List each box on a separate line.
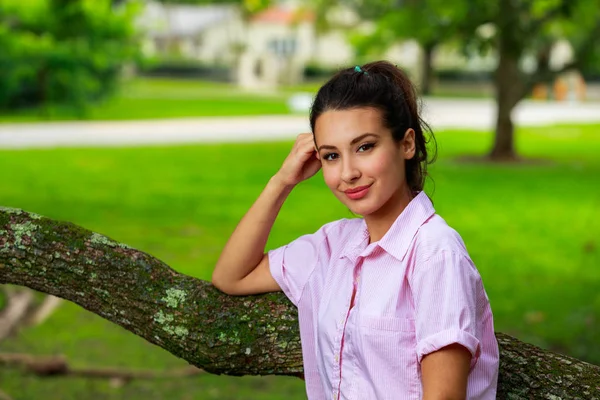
[335, 354, 339, 362]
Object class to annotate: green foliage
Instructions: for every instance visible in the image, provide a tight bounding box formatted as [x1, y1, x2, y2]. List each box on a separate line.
[336, 0, 600, 85]
[456, 0, 600, 79]
[348, 0, 463, 57]
[156, 0, 271, 18]
[0, 0, 141, 113]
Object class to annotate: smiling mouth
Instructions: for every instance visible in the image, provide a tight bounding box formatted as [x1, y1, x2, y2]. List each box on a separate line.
[343, 184, 371, 200]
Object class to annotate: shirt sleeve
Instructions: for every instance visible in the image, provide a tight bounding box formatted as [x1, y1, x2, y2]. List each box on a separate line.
[268, 224, 331, 306]
[409, 250, 483, 368]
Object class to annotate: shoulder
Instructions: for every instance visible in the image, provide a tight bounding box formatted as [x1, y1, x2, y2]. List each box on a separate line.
[309, 217, 363, 255]
[318, 217, 362, 242]
[407, 214, 484, 284]
[412, 214, 469, 262]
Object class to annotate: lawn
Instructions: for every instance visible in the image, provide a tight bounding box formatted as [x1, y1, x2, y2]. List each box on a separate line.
[0, 77, 494, 123]
[0, 78, 300, 123]
[0, 124, 599, 399]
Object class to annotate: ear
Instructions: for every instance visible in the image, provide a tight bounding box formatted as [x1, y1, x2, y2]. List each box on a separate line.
[402, 128, 416, 160]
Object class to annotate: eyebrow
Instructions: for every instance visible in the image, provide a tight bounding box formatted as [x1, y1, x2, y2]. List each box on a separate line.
[317, 133, 380, 151]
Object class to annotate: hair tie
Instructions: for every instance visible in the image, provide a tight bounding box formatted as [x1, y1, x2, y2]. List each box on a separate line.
[354, 65, 368, 75]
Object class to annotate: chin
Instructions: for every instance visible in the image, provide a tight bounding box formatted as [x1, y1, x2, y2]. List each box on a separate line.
[344, 199, 382, 216]
[352, 206, 380, 217]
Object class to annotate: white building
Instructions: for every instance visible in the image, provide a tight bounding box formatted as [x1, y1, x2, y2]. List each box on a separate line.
[137, 2, 505, 89]
[138, 2, 410, 88]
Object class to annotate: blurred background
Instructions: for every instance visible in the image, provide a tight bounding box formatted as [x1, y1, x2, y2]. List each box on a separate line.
[0, 0, 599, 399]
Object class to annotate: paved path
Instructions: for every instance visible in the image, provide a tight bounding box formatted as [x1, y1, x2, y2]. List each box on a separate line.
[0, 99, 598, 149]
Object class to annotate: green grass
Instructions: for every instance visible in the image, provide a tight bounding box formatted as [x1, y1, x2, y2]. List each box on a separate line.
[0, 78, 296, 123]
[0, 124, 599, 399]
[0, 77, 498, 123]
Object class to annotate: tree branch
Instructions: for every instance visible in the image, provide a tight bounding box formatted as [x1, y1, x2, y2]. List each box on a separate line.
[0, 287, 33, 341]
[0, 389, 12, 400]
[0, 353, 202, 380]
[0, 206, 303, 377]
[1, 207, 600, 397]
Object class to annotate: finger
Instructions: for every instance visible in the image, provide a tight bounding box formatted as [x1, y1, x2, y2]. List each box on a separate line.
[295, 133, 311, 143]
[297, 133, 313, 145]
[294, 136, 315, 152]
[297, 143, 318, 161]
[304, 156, 322, 178]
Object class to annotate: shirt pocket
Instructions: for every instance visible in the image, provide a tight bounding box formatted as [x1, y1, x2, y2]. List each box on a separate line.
[359, 315, 415, 332]
[357, 315, 420, 399]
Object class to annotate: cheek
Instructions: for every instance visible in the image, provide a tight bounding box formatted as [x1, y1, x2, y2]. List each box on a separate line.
[370, 152, 404, 181]
[322, 167, 338, 189]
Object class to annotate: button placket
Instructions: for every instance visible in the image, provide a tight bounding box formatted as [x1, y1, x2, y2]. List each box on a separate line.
[330, 278, 353, 394]
[335, 257, 364, 400]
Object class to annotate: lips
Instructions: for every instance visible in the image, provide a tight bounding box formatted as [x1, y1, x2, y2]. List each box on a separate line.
[344, 185, 371, 194]
[344, 184, 371, 200]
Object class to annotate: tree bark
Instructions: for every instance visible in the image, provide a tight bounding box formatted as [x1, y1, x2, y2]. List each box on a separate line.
[490, 0, 528, 161]
[0, 207, 302, 377]
[420, 42, 435, 96]
[1, 207, 600, 398]
[491, 46, 524, 161]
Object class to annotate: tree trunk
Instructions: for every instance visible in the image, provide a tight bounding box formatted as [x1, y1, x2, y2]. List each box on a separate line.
[1, 207, 600, 397]
[490, 0, 530, 161]
[420, 42, 435, 96]
[491, 51, 523, 161]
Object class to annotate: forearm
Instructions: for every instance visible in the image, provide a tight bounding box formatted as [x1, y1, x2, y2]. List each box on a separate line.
[212, 174, 293, 286]
[421, 344, 470, 400]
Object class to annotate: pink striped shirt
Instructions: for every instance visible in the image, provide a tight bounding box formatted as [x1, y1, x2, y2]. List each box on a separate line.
[269, 191, 499, 399]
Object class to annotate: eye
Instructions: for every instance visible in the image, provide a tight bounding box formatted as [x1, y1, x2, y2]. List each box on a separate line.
[323, 152, 339, 161]
[358, 142, 375, 152]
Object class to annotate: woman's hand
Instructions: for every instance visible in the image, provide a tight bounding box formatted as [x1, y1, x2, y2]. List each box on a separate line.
[274, 133, 321, 187]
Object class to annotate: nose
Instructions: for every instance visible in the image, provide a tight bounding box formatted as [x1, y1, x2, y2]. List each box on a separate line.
[341, 156, 360, 183]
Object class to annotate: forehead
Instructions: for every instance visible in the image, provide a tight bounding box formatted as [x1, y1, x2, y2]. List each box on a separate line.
[314, 108, 387, 146]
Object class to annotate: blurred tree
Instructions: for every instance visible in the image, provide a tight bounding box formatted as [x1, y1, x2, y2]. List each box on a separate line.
[462, 0, 600, 160]
[0, 0, 140, 115]
[349, 0, 463, 95]
[316, 0, 600, 160]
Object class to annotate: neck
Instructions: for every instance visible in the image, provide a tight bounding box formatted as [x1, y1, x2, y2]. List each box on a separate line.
[365, 186, 414, 243]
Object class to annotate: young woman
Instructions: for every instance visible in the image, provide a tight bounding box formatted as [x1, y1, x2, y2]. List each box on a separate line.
[212, 61, 499, 399]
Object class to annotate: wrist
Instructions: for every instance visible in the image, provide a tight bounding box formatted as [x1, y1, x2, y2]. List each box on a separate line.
[269, 174, 295, 193]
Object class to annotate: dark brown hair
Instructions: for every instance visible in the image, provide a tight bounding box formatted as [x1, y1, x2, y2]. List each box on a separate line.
[309, 60, 437, 193]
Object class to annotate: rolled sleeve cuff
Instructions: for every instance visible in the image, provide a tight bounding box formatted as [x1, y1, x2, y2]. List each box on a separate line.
[416, 329, 481, 368]
[267, 248, 298, 306]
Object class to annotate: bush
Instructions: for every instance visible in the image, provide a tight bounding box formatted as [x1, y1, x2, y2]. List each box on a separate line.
[303, 63, 341, 80]
[0, 0, 140, 113]
[582, 66, 600, 82]
[435, 68, 493, 83]
[138, 58, 232, 81]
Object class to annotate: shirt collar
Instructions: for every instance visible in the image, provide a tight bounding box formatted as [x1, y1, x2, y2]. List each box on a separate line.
[339, 191, 436, 262]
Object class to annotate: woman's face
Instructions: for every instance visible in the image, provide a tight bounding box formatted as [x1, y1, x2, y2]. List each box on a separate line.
[314, 107, 415, 216]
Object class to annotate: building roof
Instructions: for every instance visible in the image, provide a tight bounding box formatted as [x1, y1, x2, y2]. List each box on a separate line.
[251, 6, 315, 24]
